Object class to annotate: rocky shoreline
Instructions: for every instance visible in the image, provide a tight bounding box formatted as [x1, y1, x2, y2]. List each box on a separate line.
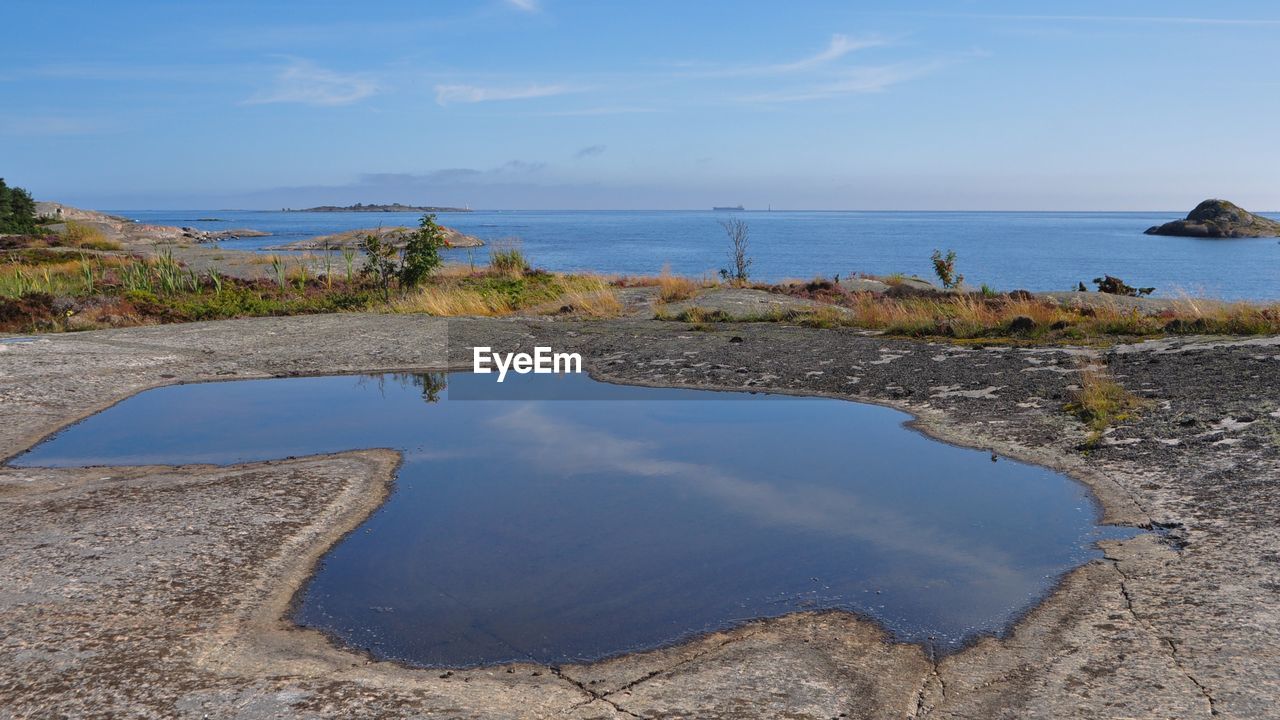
[1, 314, 1276, 718]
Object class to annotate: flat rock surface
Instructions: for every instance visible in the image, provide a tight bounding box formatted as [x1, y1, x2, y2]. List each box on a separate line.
[1, 314, 1277, 718]
[658, 288, 846, 320]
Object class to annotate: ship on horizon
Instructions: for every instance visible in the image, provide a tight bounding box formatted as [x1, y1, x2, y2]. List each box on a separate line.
[712, 204, 745, 211]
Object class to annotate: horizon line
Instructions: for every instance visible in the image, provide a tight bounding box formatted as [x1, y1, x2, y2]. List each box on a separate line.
[98, 207, 1277, 215]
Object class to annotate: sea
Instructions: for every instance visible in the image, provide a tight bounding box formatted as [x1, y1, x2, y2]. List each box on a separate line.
[116, 210, 1280, 301]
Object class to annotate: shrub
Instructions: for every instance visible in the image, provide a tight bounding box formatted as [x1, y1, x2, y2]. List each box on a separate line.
[360, 233, 399, 301]
[930, 249, 963, 289]
[400, 213, 445, 288]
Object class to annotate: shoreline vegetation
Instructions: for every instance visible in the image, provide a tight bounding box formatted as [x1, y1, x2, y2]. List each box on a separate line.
[283, 202, 472, 213]
[2, 197, 1278, 340]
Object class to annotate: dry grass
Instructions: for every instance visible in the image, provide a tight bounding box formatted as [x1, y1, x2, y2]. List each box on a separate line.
[560, 286, 623, 318]
[656, 265, 699, 303]
[391, 273, 622, 318]
[792, 304, 851, 329]
[804, 293, 1280, 339]
[391, 284, 516, 316]
[1064, 362, 1146, 443]
[654, 272, 1280, 340]
[1164, 297, 1280, 335]
[61, 221, 123, 251]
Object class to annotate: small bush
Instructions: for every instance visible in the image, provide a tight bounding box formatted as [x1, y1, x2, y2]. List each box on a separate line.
[930, 249, 963, 289]
[400, 213, 445, 288]
[489, 246, 529, 277]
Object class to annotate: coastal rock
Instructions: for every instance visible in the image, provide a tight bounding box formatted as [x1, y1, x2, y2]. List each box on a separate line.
[838, 277, 892, 294]
[1144, 199, 1280, 238]
[33, 201, 273, 247]
[266, 225, 484, 251]
[183, 227, 272, 243]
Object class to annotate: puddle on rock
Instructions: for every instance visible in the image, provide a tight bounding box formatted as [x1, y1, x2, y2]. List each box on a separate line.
[13, 372, 1138, 666]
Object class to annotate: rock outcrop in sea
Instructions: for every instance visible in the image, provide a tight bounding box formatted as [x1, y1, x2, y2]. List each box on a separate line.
[1145, 199, 1280, 238]
[267, 225, 484, 251]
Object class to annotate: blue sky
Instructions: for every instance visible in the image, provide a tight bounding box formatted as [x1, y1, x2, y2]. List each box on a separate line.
[3, 0, 1279, 210]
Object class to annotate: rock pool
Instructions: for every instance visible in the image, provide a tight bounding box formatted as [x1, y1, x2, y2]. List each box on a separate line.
[13, 372, 1136, 667]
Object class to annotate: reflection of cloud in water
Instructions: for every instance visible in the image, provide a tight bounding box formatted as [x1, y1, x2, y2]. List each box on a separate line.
[491, 404, 1024, 586]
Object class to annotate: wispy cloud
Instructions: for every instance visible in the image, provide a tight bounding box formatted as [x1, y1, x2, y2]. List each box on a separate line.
[434, 82, 574, 105]
[505, 0, 540, 11]
[741, 53, 974, 103]
[573, 144, 606, 159]
[490, 405, 1023, 583]
[768, 34, 890, 73]
[245, 59, 377, 106]
[674, 34, 891, 78]
[497, 159, 547, 173]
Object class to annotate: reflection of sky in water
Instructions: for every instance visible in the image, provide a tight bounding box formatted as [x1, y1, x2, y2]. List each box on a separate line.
[15, 372, 1137, 666]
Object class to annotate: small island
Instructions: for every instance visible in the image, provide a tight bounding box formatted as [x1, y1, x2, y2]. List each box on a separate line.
[266, 224, 483, 250]
[1145, 198, 1280, 238]
[284, 202, 472, 213]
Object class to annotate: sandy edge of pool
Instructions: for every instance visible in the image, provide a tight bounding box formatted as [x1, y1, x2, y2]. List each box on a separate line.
[2, 313, 1275, 718]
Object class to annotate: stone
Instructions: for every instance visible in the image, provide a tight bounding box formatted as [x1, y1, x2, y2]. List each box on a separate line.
[1145, 199, 1280, 238]
[1008, 316, 1037, 333]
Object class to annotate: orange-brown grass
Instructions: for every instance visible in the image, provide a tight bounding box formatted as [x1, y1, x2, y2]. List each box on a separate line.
[60, 221, 124, 251]
[560, 286, 623, 318]
[657, 265, 699, 302]
[391, 273, 620, 318]
[740, 277, 1280, 339]
[1163, 297, 1280, 335]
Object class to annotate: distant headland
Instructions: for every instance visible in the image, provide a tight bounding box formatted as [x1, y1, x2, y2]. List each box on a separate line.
[283, 203, 472, 213]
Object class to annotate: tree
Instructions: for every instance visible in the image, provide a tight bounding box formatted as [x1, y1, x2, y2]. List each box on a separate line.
[0, 179, 10, 230]
[717, 219, 752, 285]
[0, 178, 39, 234]
[400, 213, 445, 288]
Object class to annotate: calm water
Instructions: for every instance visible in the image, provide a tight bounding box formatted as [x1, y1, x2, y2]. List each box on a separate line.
[13, 373, 1136, 666]
[118, 209, 1280, 300]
